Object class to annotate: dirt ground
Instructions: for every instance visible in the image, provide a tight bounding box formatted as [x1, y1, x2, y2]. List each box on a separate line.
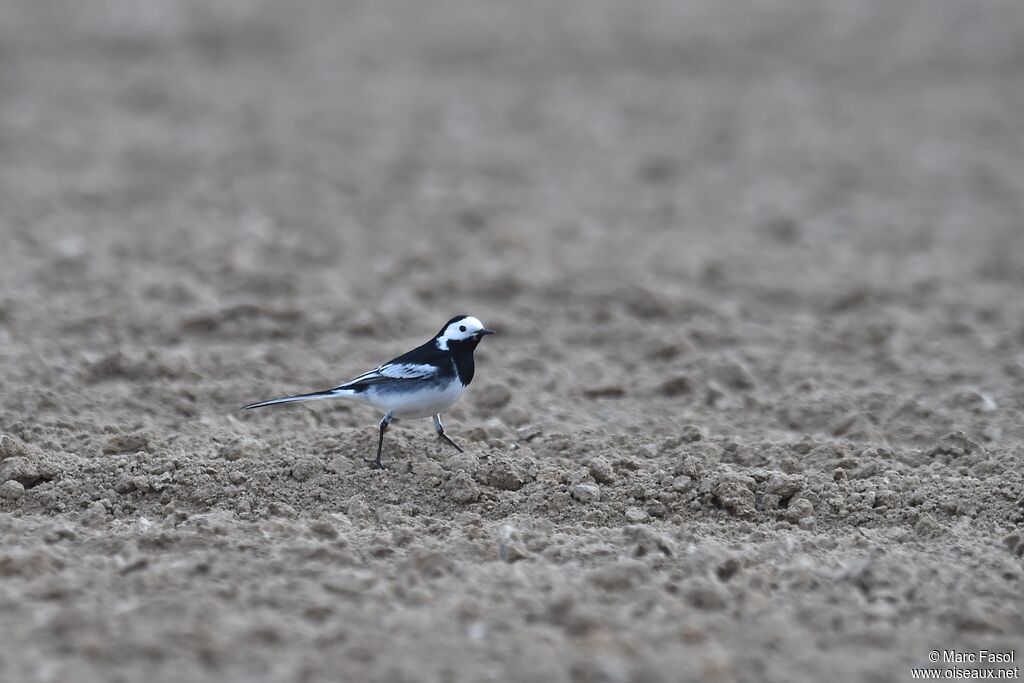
[1, 1, 1023, 681]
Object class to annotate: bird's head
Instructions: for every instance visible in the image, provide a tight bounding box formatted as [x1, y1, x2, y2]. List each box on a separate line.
[435, 315, 495, 351]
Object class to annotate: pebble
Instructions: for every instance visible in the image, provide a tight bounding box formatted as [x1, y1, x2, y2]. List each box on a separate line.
[785, 498, 814, 524]
[716, 360, 756, 391]
[477, 455, 527, 491]
[672, 475, 696, 492]
[765, 473, 804, 496]
[928, 431, 982, 460]
[515, 424, 543, 442]
[644, 500, 667, 517]
[571, 483, 601, 504]
[290, 458, 321, 482]
[81, 500, 108, 526]
[411, 459, 444, 482]
[0, 479, 25, 500]
[0, 434, 30, 459]
[444, 451, 481, 474]
[624, 506, 649, 523]
[497, 524, 529, 563]
[710, 471, 757, 517]
[0, 457, 40, 486]
[659, 376, 693, 397]
[678, 424, 705, 442]
[326, 456, 354, 474]
[673, 455, 707, 479]
[103, 432, 151, 455]
[113, 475, 137, 494]
[445, 471, 480, 504]
[220, 436, 267, 462]
[586, 456, 615, 484]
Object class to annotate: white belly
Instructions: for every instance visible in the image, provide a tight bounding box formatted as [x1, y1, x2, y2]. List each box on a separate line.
[362, 379, 466, 419]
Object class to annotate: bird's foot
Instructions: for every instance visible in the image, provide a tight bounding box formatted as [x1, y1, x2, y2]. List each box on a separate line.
[362, 457, 387, 470]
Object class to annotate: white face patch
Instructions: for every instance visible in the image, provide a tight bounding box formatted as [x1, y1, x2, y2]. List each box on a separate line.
[436, 316, 488, 350]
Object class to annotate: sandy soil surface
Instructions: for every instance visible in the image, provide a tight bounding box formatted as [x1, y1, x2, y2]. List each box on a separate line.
[1, 1, 1023, 681]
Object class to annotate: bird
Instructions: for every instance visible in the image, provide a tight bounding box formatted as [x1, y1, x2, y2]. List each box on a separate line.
[242, 315, 495, 469]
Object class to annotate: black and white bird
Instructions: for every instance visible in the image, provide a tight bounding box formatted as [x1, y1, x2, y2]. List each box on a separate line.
[242, 315, 495, 469]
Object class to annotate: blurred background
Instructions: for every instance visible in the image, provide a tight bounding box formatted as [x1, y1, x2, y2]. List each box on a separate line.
[2, 0, 1023, 440]
[1, 1, 1023, 682]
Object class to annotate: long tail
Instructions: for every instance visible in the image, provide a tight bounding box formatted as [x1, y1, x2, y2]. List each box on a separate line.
[241, 388, 353, 410]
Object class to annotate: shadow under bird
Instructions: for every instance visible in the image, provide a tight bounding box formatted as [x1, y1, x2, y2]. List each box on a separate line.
[242, 315, 495, 469]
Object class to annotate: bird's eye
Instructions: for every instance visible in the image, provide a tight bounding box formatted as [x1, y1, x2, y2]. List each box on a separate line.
[459, 325, 467, 332]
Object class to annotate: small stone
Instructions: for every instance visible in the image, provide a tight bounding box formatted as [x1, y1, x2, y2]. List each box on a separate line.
[587, 456, 615, 484]
[0, 457, 39, 486]
[832, 413, 889, 444]
[678, 424, 705, 442]
[118, 556, 149, 575]
[220, 436, 268, 461]
[149, 471, 172, 492]
[928, 431, 982, 460]
[716, 557, 740, 581]
[411, 459, 444, 485]
[705, 381, 728, 407]
[673, 455, 706, 479]
[0, 480, 25, 500]
[798, 516, 817, 531]
[765, 473, 803, 496]
[291, 458, 321, 482]
[445, 451, 482, 474]
[914, 513, 943, 538]
[624, 526, 674, 557]
[516, 425, 543, 442]
[445, 471, 480, 504]
[716, 360, 756, 391]
[482, 417, 513, 438]
[0, 434, 30, 460]
[571, 483, 601, 504]
[497, 524, 529, 563]
[113, 475, 137, 494]
[710, 471, 757, 517]
[785, 498, 814, 524]
[672, 475, 695, 492]
[644, 500, 667, 517]
[229, 471, 246, 485]
[477, 454, 528, 491]
[322, 569, 378, 597]
[103, 432, 151, 454]
[269, 502, 297, 518]
[82, 500, 108, 526]
[582, 385, 626, 399]
[346, 496, 372, 521]
[326, 456, 354, 474]
[948, 389, 997, 414]
[624, 506, 649, 523]
[659, 376, 693, 397]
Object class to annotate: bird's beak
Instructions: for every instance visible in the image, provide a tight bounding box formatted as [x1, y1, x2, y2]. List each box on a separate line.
[478, 328, 495, 336]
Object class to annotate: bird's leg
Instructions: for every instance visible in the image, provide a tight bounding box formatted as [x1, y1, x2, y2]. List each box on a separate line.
[433, 414, 464, 454]
[364, 413, 393, 469]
